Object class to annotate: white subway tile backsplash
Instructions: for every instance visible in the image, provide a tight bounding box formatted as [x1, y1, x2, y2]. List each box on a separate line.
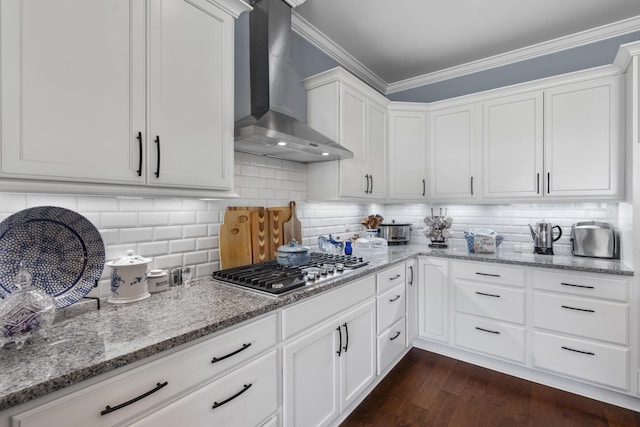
[77, 196, 118, 212]
[170, 211, 197, 225]
[139, 241, 171, 258]
[197, 236, 217, 251]
[140, 212, 172, 227]
[152, 254, 183, 270]
[183, 224, 208, 238]
[184, 250, 208, 266]
[154, 226, 183, 241]
[101, 212, 138, 228]
[26, 195, 77, 210]
[120, 227, 154, 244]
[169, 239, 196, 254]
[118, 198, 154, 212]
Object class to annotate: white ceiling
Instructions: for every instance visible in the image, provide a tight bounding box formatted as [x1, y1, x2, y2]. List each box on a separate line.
[292, 0, 640, 93]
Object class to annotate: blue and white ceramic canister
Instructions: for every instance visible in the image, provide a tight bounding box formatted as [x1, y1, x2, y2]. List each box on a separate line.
[106, 250, 151, 303]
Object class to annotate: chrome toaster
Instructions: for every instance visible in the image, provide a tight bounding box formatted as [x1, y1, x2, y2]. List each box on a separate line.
[570, 221, 619, 259]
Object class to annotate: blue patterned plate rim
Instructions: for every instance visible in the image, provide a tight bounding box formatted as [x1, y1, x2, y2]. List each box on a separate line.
[0, 206, 105, 308]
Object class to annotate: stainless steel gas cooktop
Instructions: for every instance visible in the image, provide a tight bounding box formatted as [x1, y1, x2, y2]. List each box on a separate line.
[211, 253, 368, 295]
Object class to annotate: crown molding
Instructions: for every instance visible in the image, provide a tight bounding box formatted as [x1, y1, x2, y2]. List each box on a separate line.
[292, 10, 640, 96]
[291, 12, 388, 94]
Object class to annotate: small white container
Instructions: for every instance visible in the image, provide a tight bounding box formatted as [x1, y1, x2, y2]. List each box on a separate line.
[147, 269, 169, 293]
[106, 250, 151, 303]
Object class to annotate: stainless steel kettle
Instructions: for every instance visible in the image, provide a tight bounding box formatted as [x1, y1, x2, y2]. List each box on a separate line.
[529, 222, 562, 255]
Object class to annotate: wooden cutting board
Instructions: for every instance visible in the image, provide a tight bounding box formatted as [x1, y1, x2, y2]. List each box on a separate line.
[266, 206, 291, 260]
[219, 209, 252, 269]
[283, 200, 302, 245]
[250, 209, 269, 263]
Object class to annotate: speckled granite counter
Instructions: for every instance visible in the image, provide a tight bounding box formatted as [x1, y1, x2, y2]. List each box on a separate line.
[0, 243, 633, 411]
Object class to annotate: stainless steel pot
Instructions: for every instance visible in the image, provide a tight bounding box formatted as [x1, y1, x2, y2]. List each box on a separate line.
[277, 240, 311, 266]
[378, 223, 411, 244]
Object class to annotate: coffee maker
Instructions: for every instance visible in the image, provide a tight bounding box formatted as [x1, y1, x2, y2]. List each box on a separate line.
[529, 222, 562, 255]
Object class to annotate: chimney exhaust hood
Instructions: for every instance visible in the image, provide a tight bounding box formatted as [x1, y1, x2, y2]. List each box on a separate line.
[234, 0, 353, 163]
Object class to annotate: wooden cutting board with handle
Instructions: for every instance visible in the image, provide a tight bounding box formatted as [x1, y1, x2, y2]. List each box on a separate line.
[250, 208, 269, 263]
[266, 206, 291, 260]
[219, 209, 252, 269]
[283, 200, 302, 245]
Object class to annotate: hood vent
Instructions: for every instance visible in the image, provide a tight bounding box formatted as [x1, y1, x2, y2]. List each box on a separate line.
[234, 0, 353, 163]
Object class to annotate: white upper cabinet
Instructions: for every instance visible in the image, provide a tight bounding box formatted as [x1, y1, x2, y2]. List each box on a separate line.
[388, 104, 428, 201]
[0, 0, 246, 197]
[0, 0, 145, 185]
[305, 67, 389, 200]
[543, 75, 622, 199]
[482, 91, 544, 199]
[429, 103, 479, 201]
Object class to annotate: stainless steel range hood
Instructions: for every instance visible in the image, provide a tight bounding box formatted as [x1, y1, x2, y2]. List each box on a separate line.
[234, 0, 353, 163]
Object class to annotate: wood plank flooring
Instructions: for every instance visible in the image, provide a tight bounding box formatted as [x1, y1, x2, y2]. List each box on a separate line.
[340, 348, 640, 427]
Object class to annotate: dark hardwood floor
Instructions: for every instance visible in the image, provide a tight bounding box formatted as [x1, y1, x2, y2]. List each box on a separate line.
[340, 348, 640, 427]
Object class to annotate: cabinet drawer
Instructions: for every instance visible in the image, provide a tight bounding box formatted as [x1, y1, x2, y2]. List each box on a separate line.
[533, 292, 628, 345]
[453, 262, 524, 288]
[533, 270, 628, 302]
[455, 281, 525, 324]
[377, 283, 406, 334]
[126, 350, 278, 426]
[11, 314, 278, 427]
[377, 263, 406, 293]
[454, 314, 525, 363]
[532, 331, 628, 390]
[377, 318, 406, 374]
[282, 276, 375, 339]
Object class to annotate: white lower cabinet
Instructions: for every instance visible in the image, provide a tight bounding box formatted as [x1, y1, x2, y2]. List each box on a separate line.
[282, 299, 376, 427]
[405, 258, 419, 345]
[125, 351, 278, 427]
[10, 314, 278, 427]
[375, 264, 409, 375]
[455, 314, 526, 363]
[418, 257, 450, 342]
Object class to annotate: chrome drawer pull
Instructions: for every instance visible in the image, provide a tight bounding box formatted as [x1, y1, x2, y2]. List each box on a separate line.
[101, 381, 168, 416]
[390, 331, 401, 341]
[475, 326, 500, 335]
[560, 282, 594, 289]
[475, 291, 500, 298]
[211, 343, 252, 363]
[212, 383, 252, 410]
[561, 346, 595, 356]
[561, 305, 595, 313]
[389, 274, 402, 281]
[389, 294, 401, 302]
[475, 272, 500, 278]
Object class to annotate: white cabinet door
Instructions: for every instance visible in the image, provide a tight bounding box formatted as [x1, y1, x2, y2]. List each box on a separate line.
[429, 104, 479, 201]
[339, 300, 376, 412]
[388, 107, 428, 201]
[147, 0, 234, 190]
[338, 85, 369, 197]
[418, 257, 450, 342]
[366, 99, 388, 198]
[283, 300, 375, 427]
[0, 0, 145, 184]
[283, 320, 340, 427]
[543, 76, 621, 198]
[482, 92, 543, 199]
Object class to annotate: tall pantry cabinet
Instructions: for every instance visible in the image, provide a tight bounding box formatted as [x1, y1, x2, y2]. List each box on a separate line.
[0, 0, 247, 196]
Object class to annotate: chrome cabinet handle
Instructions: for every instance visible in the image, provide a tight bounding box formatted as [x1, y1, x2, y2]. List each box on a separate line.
[211, 343, 252, 364]
[212, 384, 252, 409]
[136, 131, 143, 177]
[101, 381, 168, 416]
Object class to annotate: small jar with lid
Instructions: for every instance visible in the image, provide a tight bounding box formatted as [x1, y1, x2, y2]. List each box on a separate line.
[147, 269, 169, 293]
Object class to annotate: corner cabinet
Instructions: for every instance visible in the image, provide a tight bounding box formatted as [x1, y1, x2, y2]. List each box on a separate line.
[0, 0, 247, 197]
[417, 257, 450, 343]
[305, 67, 389, 200]
[388, 104, 429, 201]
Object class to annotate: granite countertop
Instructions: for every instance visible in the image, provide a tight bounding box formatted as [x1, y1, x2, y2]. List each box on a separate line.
[0, 243, 633, 411]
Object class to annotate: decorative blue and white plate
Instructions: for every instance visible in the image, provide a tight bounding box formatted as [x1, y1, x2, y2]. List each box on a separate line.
[0, 206, 105, 308]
